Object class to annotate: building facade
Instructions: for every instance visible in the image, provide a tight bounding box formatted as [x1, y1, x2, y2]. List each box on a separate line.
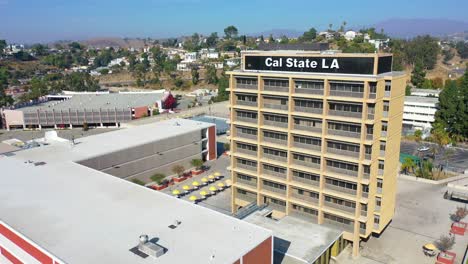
[227, 51, 406, 256]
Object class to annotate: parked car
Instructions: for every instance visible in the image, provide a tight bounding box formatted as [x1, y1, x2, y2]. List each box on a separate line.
[417, 146, 430, 152]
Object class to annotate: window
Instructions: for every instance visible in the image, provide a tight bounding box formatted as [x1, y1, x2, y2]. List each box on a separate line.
[328, 122, 361, 133]
[237, 126, 257, 135]
[237, 94, 257, 102]
[324, 213, 353, 225]
[326, 178, 357, 191]
[329, 81, 364, 93]
[236, 111, 257, 119]
[381, 121, 388, 132]
[378, 160, 385, 170]
[263, 131, 287, 141]
[237, 173, 255, 182]
[263, 180, 286, 190]
[294, 99, 323, 108]
[263, 164, 286, 174]
[326, 160, 359, 172]
[263, 96, 288, 105]
[292, 204, 319, 215]
[360, 222, 366, 229]
[263, 148, 287, 157]
[376, 197, 382, 207]
[294, 80, 324, 89]
[237, 158, 257, 167]
[329, 102, 363, 113]
[264, 79, 289, 87]
[293, 153, 320, 164]
[236, 77, 257, 86]
[383, 101, 390, 112]
[365, 145, 372, 155]
[380, 141, 386, 152]
[369, 82, 377, 93]
[325, 196, 356, 208]
[293, 135, 321, 146]
[366, 125, 374, 135]
[292, 170, 320, 182]
[377, 179, 383, 189]
[385, 81, 391, 92]
[374, 215, 380, 224]
[362, 184, 369, 193]
[264, 114, 288, 123]
[294, 118, 322, 128]
[327, 141, 360, 153]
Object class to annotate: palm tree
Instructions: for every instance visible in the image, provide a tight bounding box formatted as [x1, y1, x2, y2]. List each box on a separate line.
[401, 157, 416, 174]
[328, 23, 333, 32]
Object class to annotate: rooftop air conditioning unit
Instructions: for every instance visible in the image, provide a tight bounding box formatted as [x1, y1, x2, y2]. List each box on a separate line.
[137, 235, 166, 258]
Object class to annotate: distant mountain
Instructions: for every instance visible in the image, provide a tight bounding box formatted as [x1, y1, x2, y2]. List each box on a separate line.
[247, 29, 304, 38]
[372, 18, 468, 38]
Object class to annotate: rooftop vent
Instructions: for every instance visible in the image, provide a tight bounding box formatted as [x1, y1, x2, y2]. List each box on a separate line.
[130, 234, 167, 259]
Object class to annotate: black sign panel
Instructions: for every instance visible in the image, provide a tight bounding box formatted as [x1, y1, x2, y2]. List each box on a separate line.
[244, 55, 376, 75]
[377, 56, 393, 74]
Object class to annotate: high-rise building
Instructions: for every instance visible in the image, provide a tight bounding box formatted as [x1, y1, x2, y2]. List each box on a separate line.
[227, 51, 406, 256]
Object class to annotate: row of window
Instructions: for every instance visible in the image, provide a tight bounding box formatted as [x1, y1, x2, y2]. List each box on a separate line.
[329, 81, 364, 93]
[327, 141, 360, 153]
[325, 196, 356, 208]
[329, 102, 363, 113]
[293, 153, 321, 164]
[263, 148, 287, 157]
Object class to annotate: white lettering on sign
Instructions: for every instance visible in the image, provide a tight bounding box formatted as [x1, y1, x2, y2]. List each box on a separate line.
[265, 57, 339, 69]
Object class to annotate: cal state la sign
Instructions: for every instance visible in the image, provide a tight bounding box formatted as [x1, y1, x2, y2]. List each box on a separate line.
[244, 55, 391, 75]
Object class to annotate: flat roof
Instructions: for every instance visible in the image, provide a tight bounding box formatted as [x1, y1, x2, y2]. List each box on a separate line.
[244, 210, 342, 264]
[19, 93, 165, 112]
[241, 50, 393, 57]
[404, 96, 439, 104]
[411, 88, 441, 94]
[0, 119, 272, 264]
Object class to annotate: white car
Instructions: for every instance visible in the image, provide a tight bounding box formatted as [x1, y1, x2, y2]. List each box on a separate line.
[417, 146, 430, 152]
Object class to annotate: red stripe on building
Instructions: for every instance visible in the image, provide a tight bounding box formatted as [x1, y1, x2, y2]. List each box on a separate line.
[0, 246, 23, 264]
[208, 126, 216, 161]
[0, 223, 53, 264]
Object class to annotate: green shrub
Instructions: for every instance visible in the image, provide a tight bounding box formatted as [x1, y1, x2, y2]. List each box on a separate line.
[150, 173, 166, 184]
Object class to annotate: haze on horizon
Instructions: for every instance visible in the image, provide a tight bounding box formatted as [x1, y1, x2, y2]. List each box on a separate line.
[1, 0, 467, 43]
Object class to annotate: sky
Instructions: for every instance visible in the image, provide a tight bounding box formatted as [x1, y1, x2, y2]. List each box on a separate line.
[0, 0, 467, 43]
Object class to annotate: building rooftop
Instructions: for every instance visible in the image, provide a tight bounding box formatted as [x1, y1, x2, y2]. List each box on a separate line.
[18, 92, 166, 112]
[229, 68, 406, 79]
[244, 210, 343, 264]
[404, 96, 439, 104]
[0, 119, 272, 264]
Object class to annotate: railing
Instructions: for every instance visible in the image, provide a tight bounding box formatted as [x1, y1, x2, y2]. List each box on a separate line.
[237, 178, 257, 188]
[328, 110, 363, 119]
[262, 169, 287, 180]
[328, 129, 361, 139]
[381, 131, 387, 137]
[327, 147, 360, 158]
[236, 132, 258, 141]
[324, 201, 356, 214]
[236, 116, 257, 124]
[377, 187, 382, 194]
[294, 106, 323, 114]
[362, 173, 370, 180]
[323, 219, 355, 233]
[365, 153, 372, 160]
[374, 223, 379, 230]
[236, 163, 257, 172]
[236, 148, 257, 157]
[294, 124, 322, 134]
[380, 150, 385, 157]
[294, 88, 324, 95]
[362, 192, 369, 198]
[384, 91, 391, 97]
[263, 153, 287, 163]
[292, 175, 320, 187]
[367, 113, 375, 120]
[375, 205, 381, 212]
[327, 166, 359, 177]
[262, 185, 287, 195]
[360, 228, 366, 235]
[293, 159, 321, 169]
[383, 112, 388, 118]
[236, 83, 257, 90]
[366, 134, 373, 140]
[291, 192, 319, 204]
[236, 193, 257, 203]
[378, 169, 384, 176]
[329, 90, 364, 98]
[293, 142, 321, 152]
[325, 184, 357, 195]
[264, 86, 289, 92]
[368, 93, 376, 99]
[263, 120, 288, 128]
[263, 103, 288, 111]
[237, 100, 258, 107]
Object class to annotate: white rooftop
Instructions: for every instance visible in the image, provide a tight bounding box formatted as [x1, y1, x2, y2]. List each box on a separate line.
[404, 96, 439, 104]
[0, 119, 272, 264]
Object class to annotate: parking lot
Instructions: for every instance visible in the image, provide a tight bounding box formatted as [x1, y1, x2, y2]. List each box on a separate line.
[400, 140, 468, 173]
[338, 177, 468, 264]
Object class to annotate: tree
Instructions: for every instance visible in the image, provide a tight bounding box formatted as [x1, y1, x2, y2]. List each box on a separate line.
[401, 157, 416, 174]
[205, 64, 218, 84]
[405, 35, 439, 70]
[191, 68, 199, 85]
[191, 159, 204, 170]
[224, 25, 238, 39]
[405, 85, 412, 96]
[434, 235, 455, 253]
[414, 130, 422, 142]
[268, 34, 274, 43]
[206, 32, 219, 47]
[172, 165, 185, 177]
[432, 77, 443, 89]
[150, 173, 166, 184]
[411, 60, 426, 87]
[0, 39, 6, 57]
[450, 206, 468, 222]
[300, 27, 317, 42]
[0, 67, 13, 107]
[131, 179, 146, 186]
[279, 35, 289, 44]
[31, 44, 48, 56]
[455, 41, 468, 59]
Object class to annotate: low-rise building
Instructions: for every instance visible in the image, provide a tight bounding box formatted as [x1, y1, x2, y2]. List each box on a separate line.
[1, 91, 176, 130]
[403, 96, 438, 133]
[0, 119, 274, 264]
[410, 88, 441, 97]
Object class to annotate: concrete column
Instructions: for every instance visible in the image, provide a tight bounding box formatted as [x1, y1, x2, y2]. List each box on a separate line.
[38, 124, 42, 130]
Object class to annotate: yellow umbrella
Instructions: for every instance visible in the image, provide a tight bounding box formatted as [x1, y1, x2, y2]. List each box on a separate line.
[217, 183, 225, 188]
[189, 195, 198, 201]
[182, 185, 190, 190]
[192, 181, 200, 187]
[200, 190, 208, 196]
[423, 243, 437, 251]
[214, 172, 221, 176]
[172, 190, 181, 195]
[208, 175, 215, 180]
[225, 179, 232, 186]
[209, 186, 217, 192]
[201, 178, 208, 183]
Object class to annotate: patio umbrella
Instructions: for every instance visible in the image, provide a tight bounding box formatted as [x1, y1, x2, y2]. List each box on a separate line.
[189, 195, 198, 201]
[209, 186, 217, 193]
[200, 190, 208, 197]
[217, 183, 225, 188]
[192, 181, 200, 187]
[182, 185, 191, 192]
[224, 179, 232, 187]
[172, 190, 181, 195]
[201, 177, 208, 183]
[214, 172, 221, 176]
[423, 243, 436, 251]
[208, 175, 215, 181]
